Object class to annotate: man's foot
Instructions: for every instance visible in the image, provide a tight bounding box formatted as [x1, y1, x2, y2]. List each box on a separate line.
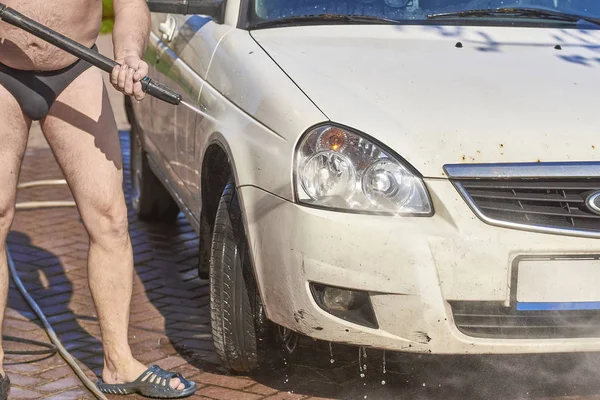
[99, 361, 196, 398]
[102, 359, 184, 391]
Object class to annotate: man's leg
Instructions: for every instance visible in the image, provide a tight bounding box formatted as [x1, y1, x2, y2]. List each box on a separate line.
[40, 66, 183, 390]
[0, 84, 31, 377]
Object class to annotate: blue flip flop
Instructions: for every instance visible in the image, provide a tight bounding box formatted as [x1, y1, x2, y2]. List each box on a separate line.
[97, 365, 197, 398]
[0, 373, 10, 400]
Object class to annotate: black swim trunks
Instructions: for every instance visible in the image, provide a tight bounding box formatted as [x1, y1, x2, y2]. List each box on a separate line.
[0, 44, 97, 121]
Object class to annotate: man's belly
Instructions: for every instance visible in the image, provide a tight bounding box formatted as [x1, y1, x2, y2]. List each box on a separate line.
[0, 0, 102, 71]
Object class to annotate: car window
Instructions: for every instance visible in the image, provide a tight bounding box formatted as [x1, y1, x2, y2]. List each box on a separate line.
[250, 0, 600, 26]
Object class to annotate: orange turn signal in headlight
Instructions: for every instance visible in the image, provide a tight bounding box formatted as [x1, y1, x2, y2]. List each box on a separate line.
[319, 127, 347, 151]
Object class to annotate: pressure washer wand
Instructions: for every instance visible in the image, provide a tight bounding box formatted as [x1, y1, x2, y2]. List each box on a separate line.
[0, 3, 182, 105]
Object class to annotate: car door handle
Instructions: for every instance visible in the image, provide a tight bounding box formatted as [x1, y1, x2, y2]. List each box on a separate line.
[159, 15, 177, 42]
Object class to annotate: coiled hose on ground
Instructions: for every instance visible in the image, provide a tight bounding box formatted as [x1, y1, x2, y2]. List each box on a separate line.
[7, 179, 108, 399]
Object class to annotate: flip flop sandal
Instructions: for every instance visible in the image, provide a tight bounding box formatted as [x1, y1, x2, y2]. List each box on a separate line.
[97, 365, 197, 398]
[0, 373, 10, 400]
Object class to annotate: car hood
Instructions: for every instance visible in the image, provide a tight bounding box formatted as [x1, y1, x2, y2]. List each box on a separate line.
[251, 24, 600, 178]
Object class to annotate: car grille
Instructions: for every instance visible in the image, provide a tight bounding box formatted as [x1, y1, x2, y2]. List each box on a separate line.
[450, 301, 600, 339]
[454, 179, 600, 235]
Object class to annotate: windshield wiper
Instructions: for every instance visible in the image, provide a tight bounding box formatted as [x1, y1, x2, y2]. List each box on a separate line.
[427, 7, 600, 26]
[250, 13, 401, 29]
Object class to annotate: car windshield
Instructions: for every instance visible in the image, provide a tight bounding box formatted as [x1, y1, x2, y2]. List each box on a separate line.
[249, 0, 600, 27]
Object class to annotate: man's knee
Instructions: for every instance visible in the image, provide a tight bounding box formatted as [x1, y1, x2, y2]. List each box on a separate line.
[86, 202, 129, 244]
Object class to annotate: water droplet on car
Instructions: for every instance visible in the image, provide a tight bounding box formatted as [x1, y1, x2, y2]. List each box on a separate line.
[359, 347, 363, 373]
[329, 342, 335, 363]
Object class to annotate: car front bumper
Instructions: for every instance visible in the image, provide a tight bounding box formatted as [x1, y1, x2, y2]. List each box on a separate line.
[238, 179, 600, 354]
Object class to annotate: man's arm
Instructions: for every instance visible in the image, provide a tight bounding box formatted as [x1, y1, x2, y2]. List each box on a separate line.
[110, 0, 151, 100]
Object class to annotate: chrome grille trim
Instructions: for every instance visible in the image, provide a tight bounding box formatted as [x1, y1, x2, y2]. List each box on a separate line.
[444, 162, 600, 179]
[445, 162, 600, 239]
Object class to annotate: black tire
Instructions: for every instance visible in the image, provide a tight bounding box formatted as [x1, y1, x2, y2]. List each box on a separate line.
[129, 119, 180, 222]
[210, 181, 264, 372]
[210, 180, 303, 374]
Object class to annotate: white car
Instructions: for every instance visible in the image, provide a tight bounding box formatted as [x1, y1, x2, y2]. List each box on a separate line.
[127, 0, 600, 373]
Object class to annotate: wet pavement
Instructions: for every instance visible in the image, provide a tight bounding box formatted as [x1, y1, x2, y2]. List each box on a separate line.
[4, 36, 600, 400]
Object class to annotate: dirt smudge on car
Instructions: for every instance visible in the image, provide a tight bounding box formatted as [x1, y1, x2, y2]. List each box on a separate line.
[415, 331, 432, 344]
[294, 309, 307, 323]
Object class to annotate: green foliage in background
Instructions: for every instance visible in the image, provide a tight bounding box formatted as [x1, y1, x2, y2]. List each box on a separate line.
[102, 0, 114, 17]
[101, 0, 114, 33]
[100, 19, 114, 33]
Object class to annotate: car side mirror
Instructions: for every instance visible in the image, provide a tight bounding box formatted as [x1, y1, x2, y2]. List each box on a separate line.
[146, 0, 224, 18]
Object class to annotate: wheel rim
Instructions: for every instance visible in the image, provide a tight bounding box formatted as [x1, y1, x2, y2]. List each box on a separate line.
[278, 326, 299, 355]
[131, 132, 142, 211]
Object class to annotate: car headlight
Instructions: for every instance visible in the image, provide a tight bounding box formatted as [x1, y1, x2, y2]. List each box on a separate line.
[294, 125, 433, 215]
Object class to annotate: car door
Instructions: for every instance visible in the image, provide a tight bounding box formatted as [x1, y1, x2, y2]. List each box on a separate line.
[150, 10, 234, 217]
[144, 12, 180, 189]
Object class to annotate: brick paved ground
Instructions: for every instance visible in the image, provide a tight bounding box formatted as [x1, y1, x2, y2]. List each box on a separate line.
[5, 36, 600, 400]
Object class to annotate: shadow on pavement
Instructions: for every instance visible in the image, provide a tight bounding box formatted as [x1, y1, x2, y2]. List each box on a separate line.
[6, 230, 104, 377]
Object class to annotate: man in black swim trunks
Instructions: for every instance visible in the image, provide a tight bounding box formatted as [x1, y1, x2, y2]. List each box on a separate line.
[0, 0, 196, 398]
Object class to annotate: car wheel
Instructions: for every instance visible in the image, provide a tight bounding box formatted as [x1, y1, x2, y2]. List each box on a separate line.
[209, 180, 299, 373]
[277, 326, 300, 355]
[129, 121, 180, 222]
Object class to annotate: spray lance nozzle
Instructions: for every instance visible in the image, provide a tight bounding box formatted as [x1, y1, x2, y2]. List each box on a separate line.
[0, 2, 183, 106]
[139, 76, 182, 105]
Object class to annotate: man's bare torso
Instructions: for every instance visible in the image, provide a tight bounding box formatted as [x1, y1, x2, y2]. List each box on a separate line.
[0, 0, 102, 71]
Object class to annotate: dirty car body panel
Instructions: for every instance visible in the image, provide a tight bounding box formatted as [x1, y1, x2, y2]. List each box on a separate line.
[129, 0, 600, 357]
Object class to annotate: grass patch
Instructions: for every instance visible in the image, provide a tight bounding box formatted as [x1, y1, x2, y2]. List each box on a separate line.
[100, 19, 114, 34]
[101, 0, 114, 33]
[102, 0, 114, 18]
